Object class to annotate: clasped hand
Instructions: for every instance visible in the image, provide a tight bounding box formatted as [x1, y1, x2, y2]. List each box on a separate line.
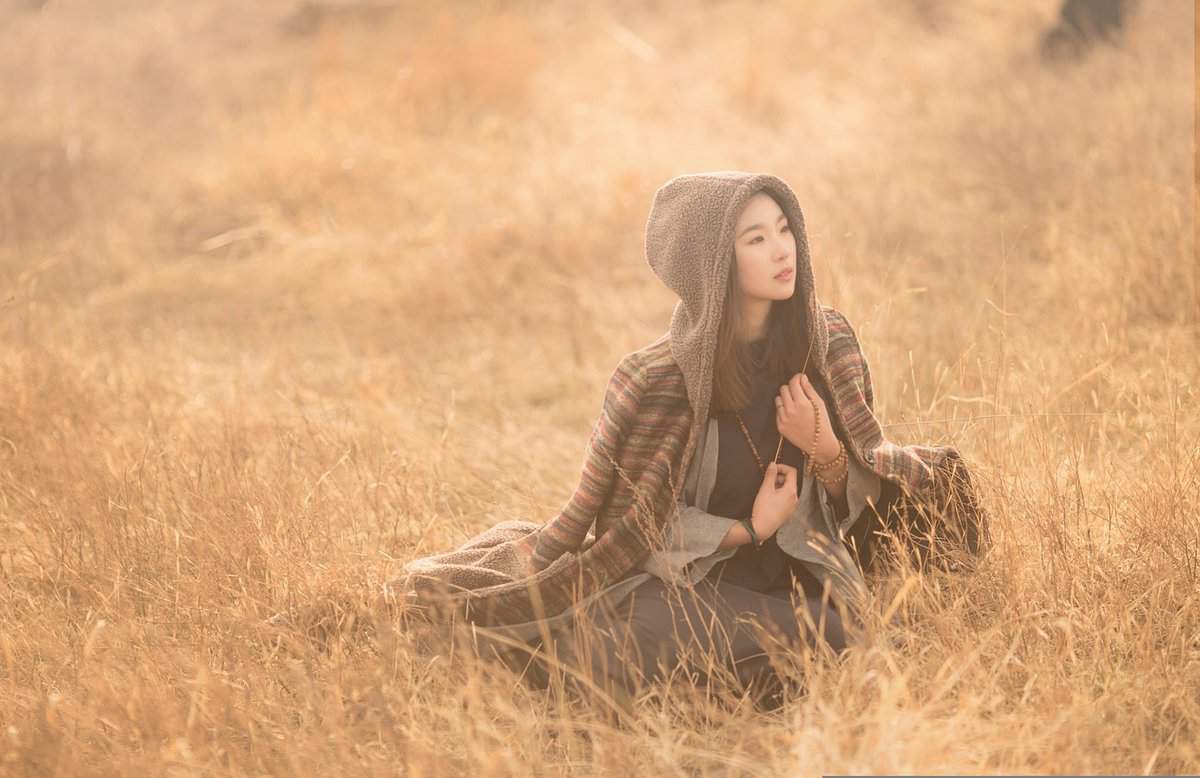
[774, 372, 840, 463]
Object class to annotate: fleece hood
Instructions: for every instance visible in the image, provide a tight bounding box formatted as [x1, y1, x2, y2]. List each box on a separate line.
[644, 171, 830, 428]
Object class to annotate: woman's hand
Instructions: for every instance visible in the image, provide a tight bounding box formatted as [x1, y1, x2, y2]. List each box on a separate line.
[751, 462, 799, 539]
[775, 373, 841, 464]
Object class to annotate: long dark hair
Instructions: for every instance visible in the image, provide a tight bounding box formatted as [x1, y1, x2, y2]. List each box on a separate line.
[709, 255, 814, 416]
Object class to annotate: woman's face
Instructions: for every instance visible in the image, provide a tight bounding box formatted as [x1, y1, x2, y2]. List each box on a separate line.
[732, 191, 797, 303]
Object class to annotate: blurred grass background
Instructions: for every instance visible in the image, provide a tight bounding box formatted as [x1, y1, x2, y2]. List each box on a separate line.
[0, 0, 1196, 774]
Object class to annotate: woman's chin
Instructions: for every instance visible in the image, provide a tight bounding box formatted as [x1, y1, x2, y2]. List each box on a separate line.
[746, 283, 798, 303]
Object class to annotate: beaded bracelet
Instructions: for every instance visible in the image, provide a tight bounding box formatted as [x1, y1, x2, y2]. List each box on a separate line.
[812, 440, 846, 471]
[805, 437, 846, 473]
[812, 440, 849, 487]
[804, 393, 847, 486]
[816, 465, 848, 488]
[815, 466, 848, 488]
[811, 398, 821, 455]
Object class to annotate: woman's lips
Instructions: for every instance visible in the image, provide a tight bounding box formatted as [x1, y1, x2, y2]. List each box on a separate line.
[774, 268, 794, 281]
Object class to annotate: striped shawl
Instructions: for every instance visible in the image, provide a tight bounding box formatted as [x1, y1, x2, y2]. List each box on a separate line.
[399, 305, 987, 628]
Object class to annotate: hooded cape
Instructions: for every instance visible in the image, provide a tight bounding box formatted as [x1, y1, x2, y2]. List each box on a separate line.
[399, 171, 987, 628]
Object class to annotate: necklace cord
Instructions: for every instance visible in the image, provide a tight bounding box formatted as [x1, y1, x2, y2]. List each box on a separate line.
[733, 411, 786, 476]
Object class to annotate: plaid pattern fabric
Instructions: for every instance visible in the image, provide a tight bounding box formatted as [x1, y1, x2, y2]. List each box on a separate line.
[399, 305, 988, 628]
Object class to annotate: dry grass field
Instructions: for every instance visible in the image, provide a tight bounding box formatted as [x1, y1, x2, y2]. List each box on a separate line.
[1, 0, 1197, 774]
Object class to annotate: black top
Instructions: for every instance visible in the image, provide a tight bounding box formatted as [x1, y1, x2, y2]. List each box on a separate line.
[703, 338, 827, 597]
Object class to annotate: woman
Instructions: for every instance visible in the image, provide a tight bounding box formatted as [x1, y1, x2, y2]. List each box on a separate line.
[399, 171, 986, 718]
[543, 181, 891, 715]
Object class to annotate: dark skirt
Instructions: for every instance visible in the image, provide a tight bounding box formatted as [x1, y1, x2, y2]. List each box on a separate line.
[549, 573, 848, 715]
[541, 478, 901, 716]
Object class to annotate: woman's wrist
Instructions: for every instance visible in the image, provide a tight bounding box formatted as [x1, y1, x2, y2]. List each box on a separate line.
[740, 516, 760, 547]
[744, 514, 771, 546]
[810, 439, 849, 488]
[811, 434, 842, 466]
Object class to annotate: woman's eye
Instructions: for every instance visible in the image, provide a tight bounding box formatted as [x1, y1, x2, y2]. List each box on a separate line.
[750, 236, 763, 243]
[781, 224, 791, 233]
